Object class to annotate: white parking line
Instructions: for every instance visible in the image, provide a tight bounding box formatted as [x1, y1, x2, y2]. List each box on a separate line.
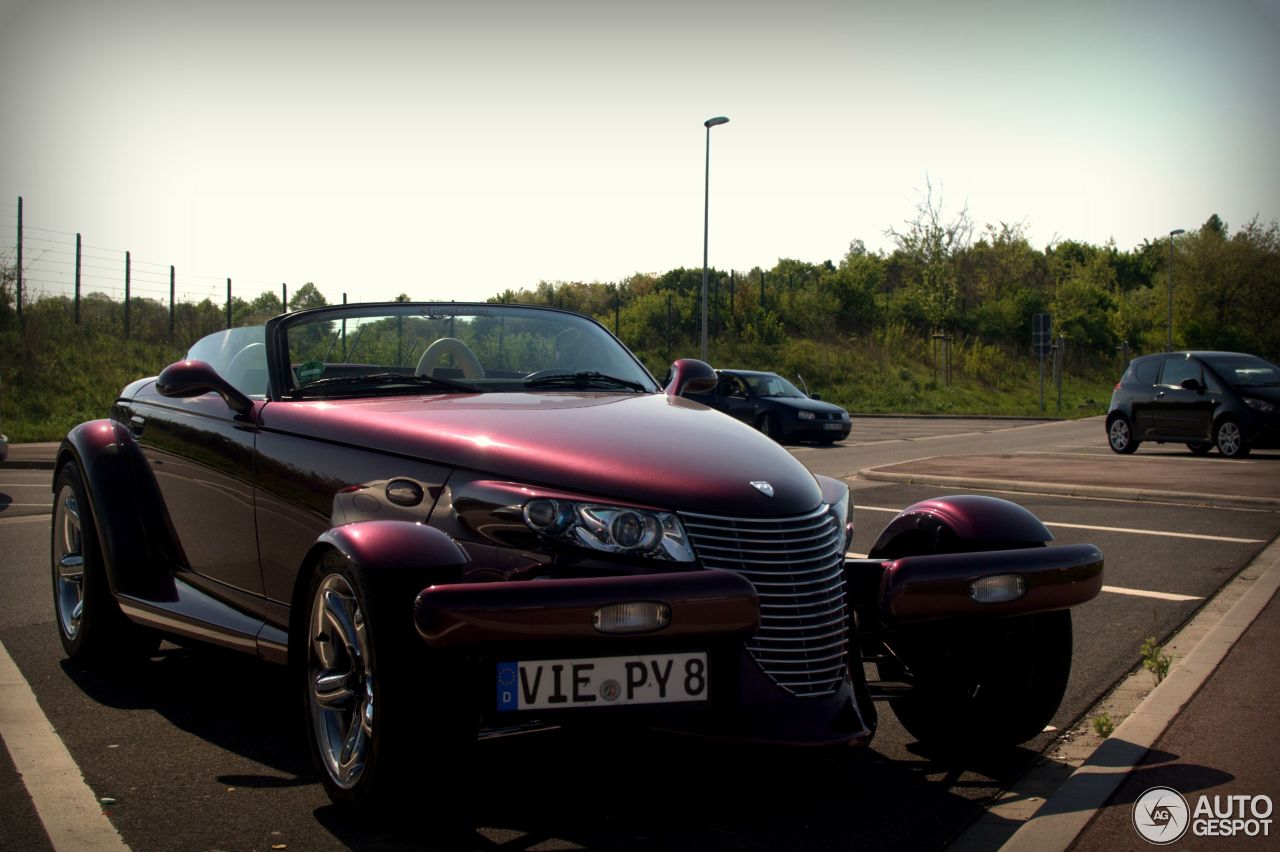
[0, 640, 130, 851]
[1044, 521, 1263, 544]
[1100, 585, 1202, 602]
[855, 506, 1264, 544]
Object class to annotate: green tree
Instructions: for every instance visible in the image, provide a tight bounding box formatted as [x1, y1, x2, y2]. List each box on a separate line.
[288, 282, 328, 312]
[886, 178, 972, 333]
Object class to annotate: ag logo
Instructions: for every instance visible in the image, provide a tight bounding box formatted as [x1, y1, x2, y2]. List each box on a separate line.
[1133, 786, 1190, 844]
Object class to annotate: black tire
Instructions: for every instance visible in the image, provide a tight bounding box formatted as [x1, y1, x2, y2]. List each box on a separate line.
[1186, 441, 1213, 455]
[883, 609, 1073, 752]
[1214, 418, 1251, 458]
[51, 462, 160, 666]
[299, 551, 475, 810]
[1106, 415, 1139, 454]
[758, 413, 783, 442]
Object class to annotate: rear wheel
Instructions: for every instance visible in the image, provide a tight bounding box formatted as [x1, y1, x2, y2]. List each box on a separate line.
[882, 610, 1073, 751]
[1214, 418, 1251, 458]
[1107, 415, 1139, 454]
[51, 462, 159, 666]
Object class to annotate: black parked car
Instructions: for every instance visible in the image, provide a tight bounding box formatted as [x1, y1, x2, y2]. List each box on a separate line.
[1106, 351, 1280, 458]
[685, 369, 851, 443]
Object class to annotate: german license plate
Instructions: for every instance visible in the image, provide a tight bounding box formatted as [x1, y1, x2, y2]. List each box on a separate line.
[496, 652, 708, 711]
[823, 422, 843, 430]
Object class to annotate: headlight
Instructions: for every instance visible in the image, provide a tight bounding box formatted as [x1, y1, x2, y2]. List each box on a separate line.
[828, 486, 853, 553]
[841, 411, 851, 422]
[522, 499, 695, 562]
[797, 411, 816, 420]
[1244, 397, 1276, 414]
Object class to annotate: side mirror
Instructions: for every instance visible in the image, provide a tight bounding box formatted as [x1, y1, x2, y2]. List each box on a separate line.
[664, 358, 718, 397]
[1180, 378, 1204, 392]
[157, 359, 255, 415]
[810, 393, 823, 401]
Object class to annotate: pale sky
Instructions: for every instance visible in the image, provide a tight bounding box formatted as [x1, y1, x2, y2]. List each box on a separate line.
[2, 0, 1278, 307]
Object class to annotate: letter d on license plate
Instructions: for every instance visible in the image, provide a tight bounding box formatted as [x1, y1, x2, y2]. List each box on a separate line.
[496, 652, 708, 711]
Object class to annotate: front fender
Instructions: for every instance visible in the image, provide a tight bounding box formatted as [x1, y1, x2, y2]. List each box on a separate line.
[308, 520, 470, 587]
[868, 494, 1053, 558]
[57, 420, 164, 597]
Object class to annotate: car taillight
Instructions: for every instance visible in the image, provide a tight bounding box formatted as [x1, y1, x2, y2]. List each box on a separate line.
[1115, 382, 1122, 390]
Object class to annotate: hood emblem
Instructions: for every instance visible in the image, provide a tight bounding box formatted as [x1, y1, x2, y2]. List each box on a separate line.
[750, 481, 775, 497]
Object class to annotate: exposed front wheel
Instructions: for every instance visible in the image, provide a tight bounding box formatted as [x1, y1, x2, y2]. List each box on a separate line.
[1107, 415, 1138, 454]
[301, 552, 474, 809]
[1214, 418, 1251, 458]
[758, 413, 782, 442]
[882, 610, 1073, 751]
[51, 461, 159, 666]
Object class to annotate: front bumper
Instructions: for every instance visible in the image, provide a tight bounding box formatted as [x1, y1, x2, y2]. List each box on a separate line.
[785, 422, 851, 442]
[414, 568, 760, 647]
[414, 568, 875, 747]
[850, 543, 1105, 624]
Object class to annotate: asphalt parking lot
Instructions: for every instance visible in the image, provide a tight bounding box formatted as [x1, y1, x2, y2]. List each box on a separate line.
[1, 420, 1277, 851]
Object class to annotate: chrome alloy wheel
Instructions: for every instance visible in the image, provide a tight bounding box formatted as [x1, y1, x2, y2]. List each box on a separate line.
[1217, 420, 1243, 457]
[1108, 418, 1131, 452]
[308, 574, 375, 790]
[53, 484, 86, 640]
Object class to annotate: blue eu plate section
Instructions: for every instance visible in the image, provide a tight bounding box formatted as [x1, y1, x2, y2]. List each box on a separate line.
[496, 661, 519, 711]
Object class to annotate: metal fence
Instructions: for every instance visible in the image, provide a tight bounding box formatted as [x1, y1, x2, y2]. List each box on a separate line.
[2, 196, 339, 336]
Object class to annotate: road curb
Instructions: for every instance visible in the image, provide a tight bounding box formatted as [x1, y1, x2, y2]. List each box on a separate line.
[0, 460, 56, 470]
[994, 535, 1280, 850]
[856, 467, 1280, 511]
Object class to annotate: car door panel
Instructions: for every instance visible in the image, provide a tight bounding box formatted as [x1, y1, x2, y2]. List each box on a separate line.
[1154, 357, 1214, 439]
[131, 388, 263, 595]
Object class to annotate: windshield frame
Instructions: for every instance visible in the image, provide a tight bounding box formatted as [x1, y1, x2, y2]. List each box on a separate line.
[264, 301, 662, 401]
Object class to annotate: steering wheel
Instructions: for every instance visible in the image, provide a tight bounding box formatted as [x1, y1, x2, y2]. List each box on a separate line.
[414, 337, 484, 379]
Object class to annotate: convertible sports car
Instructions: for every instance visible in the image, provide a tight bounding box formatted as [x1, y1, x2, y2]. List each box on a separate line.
[53, 302, 1103, 809]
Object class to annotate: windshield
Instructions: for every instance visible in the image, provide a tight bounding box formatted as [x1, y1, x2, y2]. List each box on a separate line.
[742, 373, 806, 398]
[272, 303, 660, 398]
[1200, 354, 1280, 388]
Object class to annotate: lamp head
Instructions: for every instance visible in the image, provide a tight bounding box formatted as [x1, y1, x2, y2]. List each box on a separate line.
[704, 116, 730, 128]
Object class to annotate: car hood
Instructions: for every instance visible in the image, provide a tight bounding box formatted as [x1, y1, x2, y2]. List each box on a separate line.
[259, 392, 825, 516]
[762, 396, 848, 416]
[1236, 386, 1280, 406]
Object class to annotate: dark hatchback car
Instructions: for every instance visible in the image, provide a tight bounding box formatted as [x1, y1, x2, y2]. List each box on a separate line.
[685, 369, 851, 443]
[54, 302, 1102, 810]
[1106, 351, 1280, 458]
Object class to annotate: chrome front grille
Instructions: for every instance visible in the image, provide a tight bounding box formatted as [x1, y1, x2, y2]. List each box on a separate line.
[680, 506, 848, 697]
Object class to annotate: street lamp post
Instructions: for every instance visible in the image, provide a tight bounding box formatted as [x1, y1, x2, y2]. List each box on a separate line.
[1167, 228, 1185, 351]
[701, 115, 729, 362]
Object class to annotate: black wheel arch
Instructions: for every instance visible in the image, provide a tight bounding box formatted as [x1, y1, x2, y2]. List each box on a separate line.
[56, 420, 177, 600]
